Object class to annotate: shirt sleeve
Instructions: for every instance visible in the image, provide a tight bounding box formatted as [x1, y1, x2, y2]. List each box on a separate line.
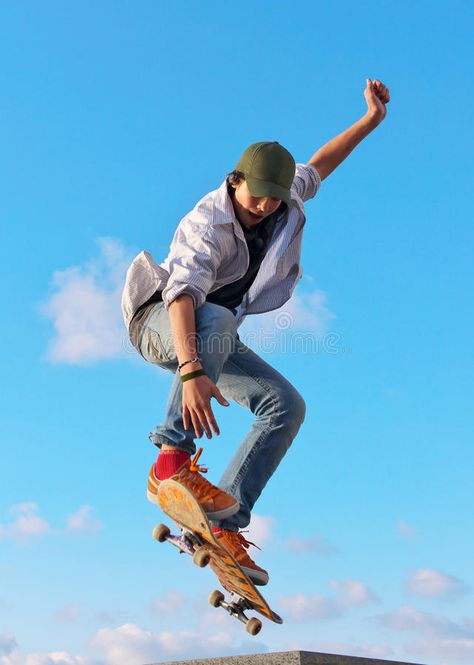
[161, 219, 223, 310]
[291, 163, 321, 202]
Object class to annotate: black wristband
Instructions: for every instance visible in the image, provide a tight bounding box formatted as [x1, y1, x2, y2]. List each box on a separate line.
[180, 368, 206, 383]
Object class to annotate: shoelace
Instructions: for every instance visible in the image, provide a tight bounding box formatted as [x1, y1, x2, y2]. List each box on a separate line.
[189, 447, 208, 473]
[179, 448, 223, 500]
[220, 530, 263, 567]
[221, 530, 261, 555]
[234, 530, 262, 552]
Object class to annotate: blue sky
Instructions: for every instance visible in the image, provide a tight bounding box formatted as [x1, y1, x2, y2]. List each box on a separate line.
[1, 1, 473, 664]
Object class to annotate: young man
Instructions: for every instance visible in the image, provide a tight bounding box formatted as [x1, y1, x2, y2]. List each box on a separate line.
[122, 78, 390, 586]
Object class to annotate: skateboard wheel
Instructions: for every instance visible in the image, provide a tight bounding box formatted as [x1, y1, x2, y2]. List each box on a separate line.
[208, 590, 225, 607]
[193, 547, 210, 568]
[246, 617, 262, 636]
[152, 524, 170, 543]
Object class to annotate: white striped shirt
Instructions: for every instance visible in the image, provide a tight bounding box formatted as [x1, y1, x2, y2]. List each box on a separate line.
[121, 163, 321, 328]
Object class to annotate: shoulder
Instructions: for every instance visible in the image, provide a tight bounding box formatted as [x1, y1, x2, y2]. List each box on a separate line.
[181, 178, 235, 231]
[291, 163, 321, 203]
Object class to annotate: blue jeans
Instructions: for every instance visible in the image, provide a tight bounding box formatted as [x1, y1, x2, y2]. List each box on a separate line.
[134, 301, 306, 531]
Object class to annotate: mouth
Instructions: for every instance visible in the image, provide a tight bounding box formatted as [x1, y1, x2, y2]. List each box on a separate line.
[248, 211, 264, 220]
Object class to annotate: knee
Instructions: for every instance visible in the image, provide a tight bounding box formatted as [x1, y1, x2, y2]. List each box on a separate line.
[281, 387, 306, 427]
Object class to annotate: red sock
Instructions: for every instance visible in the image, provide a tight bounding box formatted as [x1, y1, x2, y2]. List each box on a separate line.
[155, 449, 190, 480]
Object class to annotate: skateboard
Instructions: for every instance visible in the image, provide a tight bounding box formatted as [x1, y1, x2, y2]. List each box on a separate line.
[152, 478, 283, 635]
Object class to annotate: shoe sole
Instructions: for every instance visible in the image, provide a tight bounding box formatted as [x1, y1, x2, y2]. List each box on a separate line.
[241, 565, 269, 586]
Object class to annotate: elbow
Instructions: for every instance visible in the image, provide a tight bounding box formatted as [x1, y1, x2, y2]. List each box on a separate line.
[163, 285, 203, 311]
[308, 160, 330, 182]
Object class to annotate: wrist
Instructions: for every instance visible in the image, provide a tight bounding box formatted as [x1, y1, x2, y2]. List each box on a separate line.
[364, 111, 383, 129]
[177, 356, 202, 372]
[180, 360, 203, 373]
[180, 368, 206, 383]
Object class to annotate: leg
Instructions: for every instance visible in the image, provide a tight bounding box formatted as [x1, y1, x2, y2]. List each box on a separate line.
[136, 301, 240, 455]
[214, 337, 306, 531]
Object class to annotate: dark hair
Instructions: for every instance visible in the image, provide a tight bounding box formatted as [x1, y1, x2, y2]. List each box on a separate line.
[226, 170, 245, 187]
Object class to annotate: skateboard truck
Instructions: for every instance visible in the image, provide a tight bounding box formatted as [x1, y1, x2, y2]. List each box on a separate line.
[208, 590, 263, 636]
[152, 523, 211, 567]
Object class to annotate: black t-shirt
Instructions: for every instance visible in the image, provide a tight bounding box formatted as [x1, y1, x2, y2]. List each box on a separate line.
[205, 209, 276, 313]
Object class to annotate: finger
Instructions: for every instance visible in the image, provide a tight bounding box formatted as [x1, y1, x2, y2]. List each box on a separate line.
[213, 387, 230, 407]
[190, 411, 203, 439]
[380, 88, 389, 102]
[204, 406, 220, 436]
[183, 406, 190, 430]
[196, 409, 212, 439]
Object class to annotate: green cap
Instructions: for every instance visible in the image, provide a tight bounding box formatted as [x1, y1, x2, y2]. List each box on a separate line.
[235, 141, 295, 207]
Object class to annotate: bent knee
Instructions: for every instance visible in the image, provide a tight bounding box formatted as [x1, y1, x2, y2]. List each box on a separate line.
[282, 388, 306, 426]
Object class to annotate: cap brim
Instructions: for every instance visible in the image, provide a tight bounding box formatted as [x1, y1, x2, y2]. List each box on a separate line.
[245, 175, 292, 207]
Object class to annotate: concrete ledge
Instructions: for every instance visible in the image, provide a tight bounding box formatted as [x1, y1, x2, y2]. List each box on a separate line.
[154, 650, 425, 665]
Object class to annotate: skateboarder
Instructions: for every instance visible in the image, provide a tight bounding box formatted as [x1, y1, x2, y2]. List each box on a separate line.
[122, 78, 390, 586]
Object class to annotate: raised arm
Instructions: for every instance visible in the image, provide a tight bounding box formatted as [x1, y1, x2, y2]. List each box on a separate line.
[308, 78, 390, 181]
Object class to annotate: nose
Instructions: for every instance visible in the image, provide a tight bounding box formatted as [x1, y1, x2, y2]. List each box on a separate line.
[257, 198, 273, 213]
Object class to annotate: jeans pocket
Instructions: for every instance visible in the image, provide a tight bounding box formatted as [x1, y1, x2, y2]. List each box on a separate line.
[142, 328, 170, 365]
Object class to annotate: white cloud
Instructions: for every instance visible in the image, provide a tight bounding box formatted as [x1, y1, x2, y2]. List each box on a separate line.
[279, 577, 377, 623]
[0, 504, 50, 541]
[285, 533, 338, 556]
[238, 284, 337, 356]
[407, 637, 474, 662]
[0, 504, 102, 542]
[90, 623, 235, 665]
[397, 520, 417, 539]
[0, 635, 94, 665]
[150, 590, 185, 618]
[377, 605, 474, 640]
[21, 652, 94, 665]
[41, 238, 133, 365]
[406, 568, 470, 599]
[245, 514, 276, 560]
[65, 506, 102, 535]
[278, 593, 342, 622]
[330, 579, 378, 607]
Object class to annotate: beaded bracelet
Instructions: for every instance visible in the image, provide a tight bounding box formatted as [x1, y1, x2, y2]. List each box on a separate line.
[177, 356, 200, 371]
[180, 368, 206, 383]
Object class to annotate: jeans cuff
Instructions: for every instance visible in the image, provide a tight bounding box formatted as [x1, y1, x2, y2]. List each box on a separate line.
[148, 431, 195, 454]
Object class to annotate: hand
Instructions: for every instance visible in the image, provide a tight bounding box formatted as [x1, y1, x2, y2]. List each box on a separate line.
[364, 78, 390, 124]
[182, 373, 230, 439]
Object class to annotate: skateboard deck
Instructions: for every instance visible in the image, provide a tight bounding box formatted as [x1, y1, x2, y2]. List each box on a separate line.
[153, 478, 282, 634]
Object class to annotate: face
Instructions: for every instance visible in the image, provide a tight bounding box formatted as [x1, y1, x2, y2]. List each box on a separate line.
[231, 180, 282, 229]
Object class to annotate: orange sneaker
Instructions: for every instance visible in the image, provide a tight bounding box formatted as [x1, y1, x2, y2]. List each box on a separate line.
[147, 449, 239, 522]
[214, 529, 269, 586]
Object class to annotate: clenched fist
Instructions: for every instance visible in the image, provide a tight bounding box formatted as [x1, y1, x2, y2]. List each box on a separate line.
[364, 78, 390, 124]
